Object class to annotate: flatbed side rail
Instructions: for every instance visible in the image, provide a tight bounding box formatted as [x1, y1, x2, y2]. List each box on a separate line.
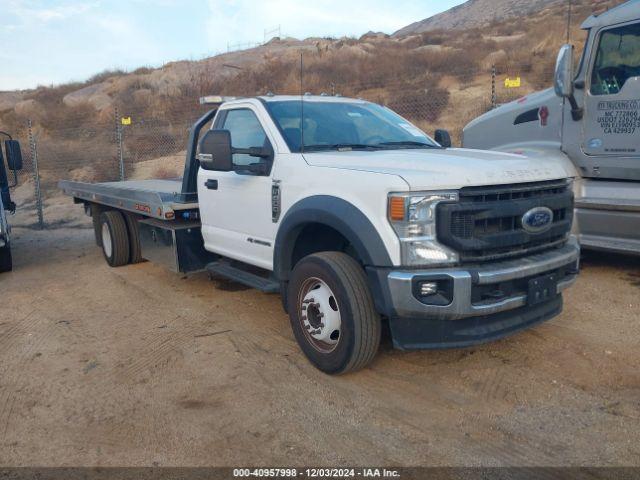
[59, 180, 198, 221]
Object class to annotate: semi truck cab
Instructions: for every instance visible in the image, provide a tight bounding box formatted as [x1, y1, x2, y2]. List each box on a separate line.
[463, 0, 640, 255]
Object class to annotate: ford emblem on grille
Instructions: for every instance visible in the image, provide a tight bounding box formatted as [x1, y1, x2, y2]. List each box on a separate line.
[522, 207, 554, 233]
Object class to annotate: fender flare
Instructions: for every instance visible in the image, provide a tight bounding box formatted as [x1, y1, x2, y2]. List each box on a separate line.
[273, 195, 393, 281]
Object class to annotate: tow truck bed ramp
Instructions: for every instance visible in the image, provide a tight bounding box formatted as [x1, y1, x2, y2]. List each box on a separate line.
[59, 179, 199, 220]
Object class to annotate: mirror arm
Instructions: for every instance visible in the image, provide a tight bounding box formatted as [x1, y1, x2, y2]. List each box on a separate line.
[232, 147, 271, 158]
[568, 94, 584, 121]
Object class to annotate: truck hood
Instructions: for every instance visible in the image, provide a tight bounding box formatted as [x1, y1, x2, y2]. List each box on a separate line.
[302, 147, 572, 190]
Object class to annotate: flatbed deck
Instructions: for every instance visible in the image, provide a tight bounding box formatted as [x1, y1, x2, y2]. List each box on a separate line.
[59, 179, 199, 220]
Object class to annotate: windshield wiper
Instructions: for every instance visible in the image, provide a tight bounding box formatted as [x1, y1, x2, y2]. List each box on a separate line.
[304, 143, 383, 152]
[376, 141, 440, 149]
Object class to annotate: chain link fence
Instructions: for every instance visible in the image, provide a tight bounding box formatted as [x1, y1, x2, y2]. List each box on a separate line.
[1, 62, 555, 229]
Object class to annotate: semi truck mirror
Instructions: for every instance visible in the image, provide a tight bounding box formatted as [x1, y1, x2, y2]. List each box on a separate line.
[198, 130, 233, 172]
[554, 44, 574, 98]
[5, 140, 23, 171]
[434, 129, 452, 148]
[554, 44, 584, 121]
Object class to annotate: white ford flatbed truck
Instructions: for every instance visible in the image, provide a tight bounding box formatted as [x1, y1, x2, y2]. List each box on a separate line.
[60, 95, 580, 374]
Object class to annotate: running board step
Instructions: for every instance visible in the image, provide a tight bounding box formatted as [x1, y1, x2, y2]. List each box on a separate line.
[206, 261, 280, 293]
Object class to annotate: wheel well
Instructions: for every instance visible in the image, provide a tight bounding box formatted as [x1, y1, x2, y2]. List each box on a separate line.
[290, 223, 361, 271]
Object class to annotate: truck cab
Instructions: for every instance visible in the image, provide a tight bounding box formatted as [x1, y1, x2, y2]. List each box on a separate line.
[194, 95, 579, 372]
[0, 134, 23, 272]
[463, 0, 640, 255]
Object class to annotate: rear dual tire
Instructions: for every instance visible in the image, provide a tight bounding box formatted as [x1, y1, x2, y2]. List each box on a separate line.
[288, 252, 381, 375]
[95, 208, 144, 267]
[100, 211, 130, 267]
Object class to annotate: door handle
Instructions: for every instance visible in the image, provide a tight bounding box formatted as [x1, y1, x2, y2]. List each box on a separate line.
[205, 179, 218, 190]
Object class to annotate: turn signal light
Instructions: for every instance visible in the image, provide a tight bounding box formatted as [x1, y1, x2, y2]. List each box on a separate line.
[389, 197, 405, 221]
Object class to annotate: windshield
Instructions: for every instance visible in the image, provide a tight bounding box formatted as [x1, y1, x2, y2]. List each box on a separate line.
[264, 100, 440, 153]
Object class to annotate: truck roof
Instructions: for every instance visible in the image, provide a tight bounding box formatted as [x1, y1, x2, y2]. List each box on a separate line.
[200, 95, 369, 107]
[581, 0, 639, 29]
[258, 95, 367, 104]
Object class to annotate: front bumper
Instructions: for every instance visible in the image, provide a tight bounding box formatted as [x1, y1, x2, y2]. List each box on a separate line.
[367, 238, 580, 349]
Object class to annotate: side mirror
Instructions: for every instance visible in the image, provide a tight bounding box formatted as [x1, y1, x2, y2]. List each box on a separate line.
[198, 130, 233, 171]
[554, 44, 584, 121]
[554, 44, 574, 98]
[5, 140, 23, 171]
[434, 129, 452, 148]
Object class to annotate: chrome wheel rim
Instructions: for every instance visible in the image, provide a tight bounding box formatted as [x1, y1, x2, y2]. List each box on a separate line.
[102, 223, 113, 259]
[298, 277, 341, 353]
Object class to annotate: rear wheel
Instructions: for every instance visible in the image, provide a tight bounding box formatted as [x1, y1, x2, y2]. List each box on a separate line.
[123, 212, 144, 264]
[287, 252, 381, 374]
[90, 203, 104, 247]
[100, 211, 130, 267]
[0, 243, 12, 273]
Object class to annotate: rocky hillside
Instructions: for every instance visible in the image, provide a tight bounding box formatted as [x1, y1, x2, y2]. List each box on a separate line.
[394, 0, 562, 36]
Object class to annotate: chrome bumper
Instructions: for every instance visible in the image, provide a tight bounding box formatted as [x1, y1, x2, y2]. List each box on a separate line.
[386, 238, 580, 321]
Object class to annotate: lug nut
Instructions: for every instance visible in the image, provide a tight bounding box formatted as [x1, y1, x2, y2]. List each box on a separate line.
[303, 298, 314, 304]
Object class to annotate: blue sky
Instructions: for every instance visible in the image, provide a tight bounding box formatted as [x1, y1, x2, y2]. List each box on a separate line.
[0, 0, 465, 91]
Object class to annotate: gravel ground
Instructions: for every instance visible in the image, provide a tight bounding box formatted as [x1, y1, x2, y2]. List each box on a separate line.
[0, 225, 638, 467]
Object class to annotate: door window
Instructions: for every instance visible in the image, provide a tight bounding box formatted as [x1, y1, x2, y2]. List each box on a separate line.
[590, 23, 640, 95]
[222, 109, 268, 167]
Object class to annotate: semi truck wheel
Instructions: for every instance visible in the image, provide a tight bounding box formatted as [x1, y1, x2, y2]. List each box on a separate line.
[287, 252, 381, 374]
[123, 212, 144, 264]
[100, 211, 130, 267]
[0, 244, 12, 273]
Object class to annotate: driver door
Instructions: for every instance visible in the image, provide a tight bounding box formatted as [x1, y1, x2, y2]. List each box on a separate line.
[581, 21, 640, 178]
[197, 106, 277, 270]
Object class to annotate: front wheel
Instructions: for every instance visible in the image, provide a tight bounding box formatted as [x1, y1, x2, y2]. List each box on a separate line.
[0, 243, 12, 273]
[287, 252, 381, 374]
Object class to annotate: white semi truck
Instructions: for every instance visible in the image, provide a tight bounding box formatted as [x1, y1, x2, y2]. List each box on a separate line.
[0, 132, 24, 273]
[464, 0, 640, 255]
[61, 95, 579, 374]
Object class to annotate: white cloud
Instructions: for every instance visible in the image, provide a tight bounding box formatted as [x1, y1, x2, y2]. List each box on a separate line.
[5, 0, 98, 23]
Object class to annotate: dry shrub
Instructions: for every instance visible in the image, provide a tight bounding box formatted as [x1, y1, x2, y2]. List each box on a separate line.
[125, 132, 180, 163]
[86, 69, 126, 84]
[152, 165, 179, 179]
[388, 87, 450, 123]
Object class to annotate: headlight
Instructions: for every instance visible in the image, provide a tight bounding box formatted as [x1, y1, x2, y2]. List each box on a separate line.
[388, 191, 459, 266]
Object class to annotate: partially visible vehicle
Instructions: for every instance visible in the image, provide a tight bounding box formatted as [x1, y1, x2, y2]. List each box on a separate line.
[463, 0, 640, 255]
[0, 132, 24, 272]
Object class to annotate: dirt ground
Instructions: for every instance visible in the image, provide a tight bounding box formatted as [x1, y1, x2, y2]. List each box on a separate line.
[1, 223, 639, 467]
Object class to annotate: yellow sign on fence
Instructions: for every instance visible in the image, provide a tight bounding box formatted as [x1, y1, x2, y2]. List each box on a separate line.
[121, 116, 132, 125]
[504, 77, 521, 88]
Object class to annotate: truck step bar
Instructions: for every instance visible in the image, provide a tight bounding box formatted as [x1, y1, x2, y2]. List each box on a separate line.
[206, 260, 280, 293]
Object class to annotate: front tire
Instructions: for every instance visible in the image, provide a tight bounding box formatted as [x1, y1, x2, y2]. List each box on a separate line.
[287, 252, 381, 374]
[0, 243, 12, 272]
[100, 211, 130, 267]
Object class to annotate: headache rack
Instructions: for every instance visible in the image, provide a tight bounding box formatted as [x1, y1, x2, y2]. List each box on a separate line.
[437, 179, 574, 263]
